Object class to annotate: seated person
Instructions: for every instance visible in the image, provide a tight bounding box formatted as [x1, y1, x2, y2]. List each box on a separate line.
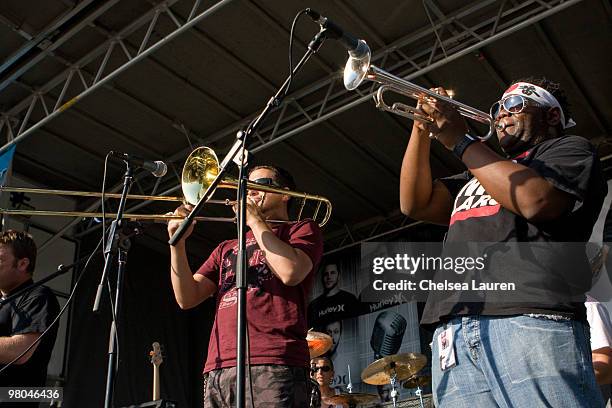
[311, 356, 344, 408]
[0, 230, 60, 408]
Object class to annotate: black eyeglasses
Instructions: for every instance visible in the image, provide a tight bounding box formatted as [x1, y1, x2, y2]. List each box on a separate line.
[250, 177, 280, 187]
[489, 95, 543, 118]
[311, 366, 332, 373]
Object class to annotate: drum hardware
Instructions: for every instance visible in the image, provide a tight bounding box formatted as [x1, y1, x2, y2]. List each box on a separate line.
[402, 375, 431, 408]
[321, 393, 377, 408]
[307, 330, 333, 358]
[361, 353, 427, 408]
[308, 377, 321, 408]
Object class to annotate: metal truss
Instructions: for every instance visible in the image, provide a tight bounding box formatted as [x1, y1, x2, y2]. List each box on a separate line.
[9, 0, 584, 251]
[103, 0, 582, 169]
[1, 0, 583, 154]
[0, 0, 101, 83]
[323, 210, 424, 255]
[0, 0, 234, 151]
[244, 0, 584, 152]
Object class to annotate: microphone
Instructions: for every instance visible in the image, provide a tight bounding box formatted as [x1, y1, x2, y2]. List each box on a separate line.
[305, 9, 369, 58]
[112, 152, 167, 178]
[370, 311, 407, 360]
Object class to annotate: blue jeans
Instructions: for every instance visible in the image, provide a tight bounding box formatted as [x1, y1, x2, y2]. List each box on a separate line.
[431, 315, 603, 408]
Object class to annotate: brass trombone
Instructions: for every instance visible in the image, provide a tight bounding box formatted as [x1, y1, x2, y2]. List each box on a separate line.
[343, 40, 495, 141]
[0, 146, 332, 227]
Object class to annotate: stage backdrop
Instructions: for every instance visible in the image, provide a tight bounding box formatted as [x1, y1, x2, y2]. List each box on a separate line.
[309, 246, 426, 404]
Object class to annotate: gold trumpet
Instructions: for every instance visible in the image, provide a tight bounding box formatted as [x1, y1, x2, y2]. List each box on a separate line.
[343, 40, 495, 140]
[0, 146, 332, 227]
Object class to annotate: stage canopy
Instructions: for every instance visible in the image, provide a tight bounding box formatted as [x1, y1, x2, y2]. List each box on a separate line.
[0, 0, 610, 255]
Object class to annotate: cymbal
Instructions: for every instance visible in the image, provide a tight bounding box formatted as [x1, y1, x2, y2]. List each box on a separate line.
[402, 374, 431, 389]
[322, 393, 377, 405]
[361, 353, 427, 385]
[306, 331, 332, 358]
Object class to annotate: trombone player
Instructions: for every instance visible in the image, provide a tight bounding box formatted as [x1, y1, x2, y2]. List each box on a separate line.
[167, 165, 323, 407]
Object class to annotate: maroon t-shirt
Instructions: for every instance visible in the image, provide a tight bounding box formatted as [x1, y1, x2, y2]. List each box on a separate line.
[196, 219, 323, 372]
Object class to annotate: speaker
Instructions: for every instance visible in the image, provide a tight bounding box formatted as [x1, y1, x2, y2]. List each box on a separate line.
[119, 400, 177, 408]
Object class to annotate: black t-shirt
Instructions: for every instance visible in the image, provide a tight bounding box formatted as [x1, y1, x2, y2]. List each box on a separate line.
[421, 136, 607, 325]
[308, 290, 360, 328]
[0, 279, 60, 390]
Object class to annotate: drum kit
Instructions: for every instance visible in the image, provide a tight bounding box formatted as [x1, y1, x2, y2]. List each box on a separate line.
[307, 331, 430, 408]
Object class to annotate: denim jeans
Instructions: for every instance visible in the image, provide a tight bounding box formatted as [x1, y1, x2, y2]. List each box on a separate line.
[431, 315, 603, 408]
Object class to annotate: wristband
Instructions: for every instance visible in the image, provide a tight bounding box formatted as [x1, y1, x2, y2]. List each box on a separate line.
[452, 134, 477, 159]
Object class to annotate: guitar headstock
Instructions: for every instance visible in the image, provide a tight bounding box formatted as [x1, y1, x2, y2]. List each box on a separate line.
[149, 342, 164, 367]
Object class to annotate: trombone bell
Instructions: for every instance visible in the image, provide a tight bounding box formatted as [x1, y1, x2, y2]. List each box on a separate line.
[182, 146, 220, 205]
[180, 146, 332, 227]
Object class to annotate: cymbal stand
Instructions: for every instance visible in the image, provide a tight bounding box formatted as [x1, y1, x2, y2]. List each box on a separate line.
[308, 380, 320, 408]
[415, 385, 425, 408]
[389, 362, 398, 408]
[346, 364, 356, 408]
[309, 362, 320, 408]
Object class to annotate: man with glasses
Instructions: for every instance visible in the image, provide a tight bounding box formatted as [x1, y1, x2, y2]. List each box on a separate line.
[168, 165, 324, 408]
[399, 78, 606, 407]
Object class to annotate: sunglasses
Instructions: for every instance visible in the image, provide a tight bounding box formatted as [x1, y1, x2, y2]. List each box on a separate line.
[250, 177, 280, 187]
[311, 366, 332, 373]
[489, 95, 543, 118]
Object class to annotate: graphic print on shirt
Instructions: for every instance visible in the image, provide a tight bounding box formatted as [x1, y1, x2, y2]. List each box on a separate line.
[217, 236, 274, 310]
[449, 177, 500, 225]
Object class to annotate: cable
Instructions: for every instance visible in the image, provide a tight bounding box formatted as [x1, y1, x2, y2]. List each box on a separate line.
[101, 151, 112, 253]
[234, 136, 255, 408]
[284, 9, 311, 98]
[0, 237, 103, 375]
[246, 319, 255, 408]
[101, 151, 120, 366]
[242, 9, 308, 138]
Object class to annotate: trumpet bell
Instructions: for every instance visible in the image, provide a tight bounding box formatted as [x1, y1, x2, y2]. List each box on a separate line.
[182, 146, 220, 205]
[343, 39, 495, 141]
[343, 45, 371, 91]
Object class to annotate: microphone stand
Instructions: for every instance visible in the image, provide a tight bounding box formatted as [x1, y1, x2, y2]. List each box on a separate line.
[90, 162, 143, 408]
[169, 28, 330, 408]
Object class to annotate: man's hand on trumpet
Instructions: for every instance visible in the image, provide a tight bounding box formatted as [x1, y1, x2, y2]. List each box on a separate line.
[416, 87, 469, 150]
[167, 204, 196, 243]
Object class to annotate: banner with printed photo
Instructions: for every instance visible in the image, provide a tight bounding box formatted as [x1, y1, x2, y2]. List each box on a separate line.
[308, 247, 427, 406]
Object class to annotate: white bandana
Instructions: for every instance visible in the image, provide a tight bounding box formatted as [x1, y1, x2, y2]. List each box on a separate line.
[502, 82, 576, 129]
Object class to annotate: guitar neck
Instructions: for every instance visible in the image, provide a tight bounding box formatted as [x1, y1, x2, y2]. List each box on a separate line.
[153, 365, 160, 400]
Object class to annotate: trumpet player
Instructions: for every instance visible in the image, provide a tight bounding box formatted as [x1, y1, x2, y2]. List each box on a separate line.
[399, 77, 606, 407]
[168, 165, 323, 408]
